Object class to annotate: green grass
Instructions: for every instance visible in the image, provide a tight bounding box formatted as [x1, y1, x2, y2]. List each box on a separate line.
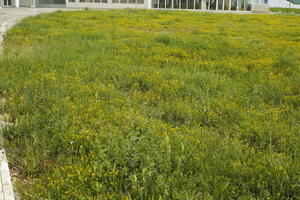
[0, 9, 300, 199]
[270, 7, 300, 14]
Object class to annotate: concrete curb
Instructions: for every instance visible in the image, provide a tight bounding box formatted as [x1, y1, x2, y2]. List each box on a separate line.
[0, 12, 24, 200]
[0, 117, 15, 200]
[0, 148, 15, 200]
[0, 8, 82, 199]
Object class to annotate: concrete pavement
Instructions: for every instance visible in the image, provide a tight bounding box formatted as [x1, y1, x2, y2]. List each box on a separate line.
[0, 7, 84, 200]
[0, 8, 82, 51]
[0, 8, 37, 52]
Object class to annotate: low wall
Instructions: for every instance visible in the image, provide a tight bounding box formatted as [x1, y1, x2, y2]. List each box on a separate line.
[20, 0, 32, 6]
[67, 2, 148, 8]
[252, 3, 269, 11]
[269, 0, 300, 8]
[67, 0, 150, 9]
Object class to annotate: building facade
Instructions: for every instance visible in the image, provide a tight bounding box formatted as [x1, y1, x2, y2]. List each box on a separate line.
[269, 0, 300, 8]
[1, 0, 299, 11]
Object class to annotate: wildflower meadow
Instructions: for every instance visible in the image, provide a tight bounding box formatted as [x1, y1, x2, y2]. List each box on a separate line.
[0, 9, 299, 199]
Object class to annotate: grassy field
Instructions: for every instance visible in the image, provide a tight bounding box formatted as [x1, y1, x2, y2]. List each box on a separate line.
[270, 7, 300, 14]
[0, 9, 300, 199]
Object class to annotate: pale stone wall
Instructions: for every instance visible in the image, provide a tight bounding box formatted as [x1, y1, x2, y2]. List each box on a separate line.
[66, 0, 150, 9]
[0, 0, 20, 6]
[37, 0, 55, 4]
[252, 4, 269, 11]
[66, 2, 148, 8]
[269, 0, 300, 8]
[20, 0, 32, 6]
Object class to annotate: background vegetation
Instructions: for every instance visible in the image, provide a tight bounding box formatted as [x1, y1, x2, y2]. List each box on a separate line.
[0, 10, 299, 199]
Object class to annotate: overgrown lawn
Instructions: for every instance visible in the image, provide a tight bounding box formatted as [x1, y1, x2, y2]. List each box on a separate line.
[0, 9, 300, 199]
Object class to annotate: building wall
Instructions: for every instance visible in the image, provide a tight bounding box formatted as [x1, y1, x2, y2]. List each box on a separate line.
[37, 0, 55, 4]
[20, 0, 32, 6]
[36, 0, 65, 4]
[1, 0, 150, 8]
[152, 0, 255, 11]
[66, 3, 147, 8]
[6, 0, 300, 10]
[0, 0, 17, 6]
[66, 0, 150, 9]
[269, 0, 300, 7]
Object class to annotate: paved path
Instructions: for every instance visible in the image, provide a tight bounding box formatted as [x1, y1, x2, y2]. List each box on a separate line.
[0, 8, 38, 51]
[1, 8, 81, 51]
[0, 102, 14, 200]
[0, 7, 82, 200]
[0, 9, 40, 200]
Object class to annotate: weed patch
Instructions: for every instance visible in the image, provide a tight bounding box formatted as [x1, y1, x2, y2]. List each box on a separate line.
[0, 9, 300, 199]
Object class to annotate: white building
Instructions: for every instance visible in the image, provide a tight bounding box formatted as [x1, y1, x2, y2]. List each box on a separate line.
[0, 0, 298, 12]
[269, 0, 300, 8]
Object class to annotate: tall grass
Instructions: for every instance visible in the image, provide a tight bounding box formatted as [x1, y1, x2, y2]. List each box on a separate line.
[0, 9, 299, 199]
